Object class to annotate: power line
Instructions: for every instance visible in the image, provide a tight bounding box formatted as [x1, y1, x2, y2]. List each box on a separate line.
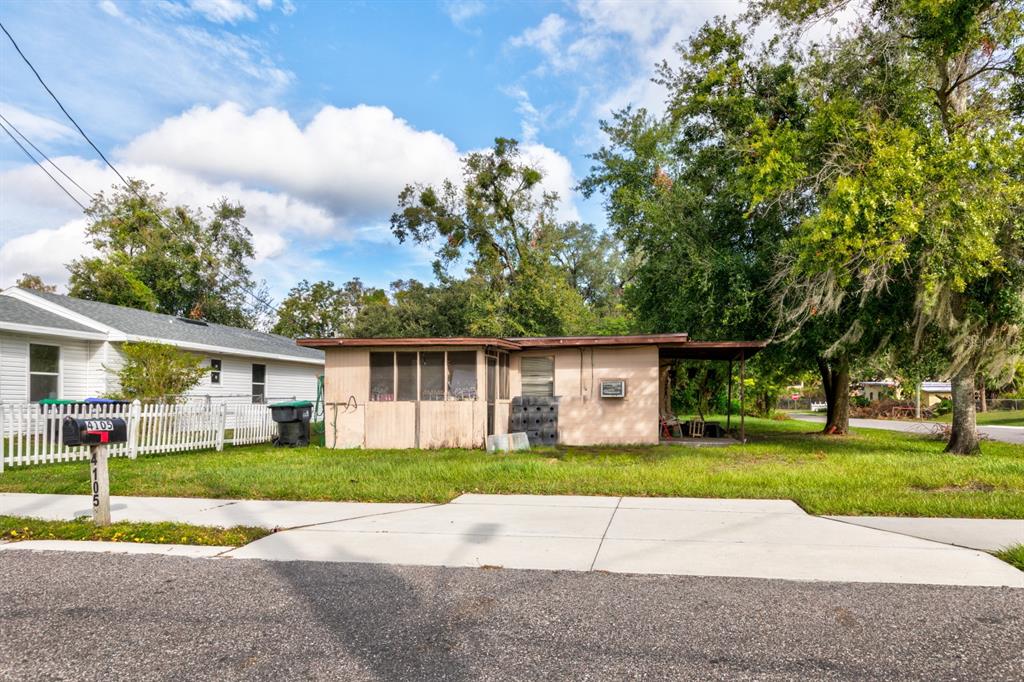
[0, 20, 129, 187]
[0, 118, 88, 211]
[0, 111, 93, 200]
[0, 21, 279, 316]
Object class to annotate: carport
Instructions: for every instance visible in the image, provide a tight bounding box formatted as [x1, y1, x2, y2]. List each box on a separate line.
[657, 341, 768, 443]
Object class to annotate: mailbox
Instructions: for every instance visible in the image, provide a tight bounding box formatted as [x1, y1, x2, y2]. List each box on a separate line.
[62, 416, 128, 447]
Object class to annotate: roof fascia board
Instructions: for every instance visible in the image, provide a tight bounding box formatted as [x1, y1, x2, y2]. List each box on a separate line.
[4, 289, 118, 335]
[120, 335, 324, 365]
[0, 322, 108, 341]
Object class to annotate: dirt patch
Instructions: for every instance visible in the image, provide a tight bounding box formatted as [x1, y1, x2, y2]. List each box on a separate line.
[913, 481, 997, 493]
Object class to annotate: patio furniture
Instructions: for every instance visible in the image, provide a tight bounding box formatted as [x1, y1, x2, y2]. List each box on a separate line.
[660, 411, 683, 439]
[688, 419, 705, 438]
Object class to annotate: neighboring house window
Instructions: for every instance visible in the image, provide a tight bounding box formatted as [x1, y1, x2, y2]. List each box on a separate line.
[251, 364, 266, 403]
[210, 359, 221, 385]
[446, 351, 477, 400]
[370, 352, 395, 401]
[521, 356, 554, 397]
[29, 343, 60, 402]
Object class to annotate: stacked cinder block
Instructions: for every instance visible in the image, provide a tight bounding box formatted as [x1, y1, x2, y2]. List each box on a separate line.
[509, 395, 559, 446]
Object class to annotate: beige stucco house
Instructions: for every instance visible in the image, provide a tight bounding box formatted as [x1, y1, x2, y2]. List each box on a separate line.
[299, 334, 765, 449]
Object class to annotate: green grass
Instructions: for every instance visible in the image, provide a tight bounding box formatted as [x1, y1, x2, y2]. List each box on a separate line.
[0, 418, 1021, 518]
[0, 515, 268, 546]
[994, 545, 1024, 571]
[935, 409, 1024, 426]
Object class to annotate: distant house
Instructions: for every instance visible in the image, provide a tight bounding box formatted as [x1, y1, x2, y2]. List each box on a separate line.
[0, 288, 323, 404]
[858, 379, 897, 402]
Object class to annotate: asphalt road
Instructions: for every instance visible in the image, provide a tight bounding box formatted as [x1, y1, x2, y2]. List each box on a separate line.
[791, 414, 1024, 445]
[1, 552, 1022, 681]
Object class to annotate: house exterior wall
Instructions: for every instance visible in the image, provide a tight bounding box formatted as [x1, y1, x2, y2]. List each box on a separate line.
[513, 346, 660, 446]
[0, 331, 93, 402]
[0, 332, 321, 405]
[323, 344, 659, 449]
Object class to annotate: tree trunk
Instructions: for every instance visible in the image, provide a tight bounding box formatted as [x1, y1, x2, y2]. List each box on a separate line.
[817, 355, 850, 435]
[979, 382, 987, 413]
[945, 365, 981, 455]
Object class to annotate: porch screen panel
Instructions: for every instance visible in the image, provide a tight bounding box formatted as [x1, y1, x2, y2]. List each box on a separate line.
[420, 352, 445, 401]
[396, 352, 417, 401]
[447, 351, 477, 400]
[370, 352, 395, 401]
[498, 353, 509, 399]
[521, 356, 554, 397]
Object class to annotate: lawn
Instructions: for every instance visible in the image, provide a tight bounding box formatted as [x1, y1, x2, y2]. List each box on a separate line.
[958, 409, 1024, 427]
[0, 418, 1021, 518]
[0, 516, 268, 546]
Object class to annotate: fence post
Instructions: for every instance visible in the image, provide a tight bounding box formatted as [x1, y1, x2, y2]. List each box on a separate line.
[216, 403, 227, 452]
[128, 399, 142, 459]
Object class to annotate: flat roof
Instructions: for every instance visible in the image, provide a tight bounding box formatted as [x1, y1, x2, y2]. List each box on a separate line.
[298, 333, 766, 359]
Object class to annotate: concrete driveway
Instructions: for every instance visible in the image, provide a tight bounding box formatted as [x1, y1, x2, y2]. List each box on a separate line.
[4, 492, 1021, 587]
[791, 413, 1024, 444]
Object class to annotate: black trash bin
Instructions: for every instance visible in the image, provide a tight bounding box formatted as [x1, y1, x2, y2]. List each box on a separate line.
[268, 400, 313, 447]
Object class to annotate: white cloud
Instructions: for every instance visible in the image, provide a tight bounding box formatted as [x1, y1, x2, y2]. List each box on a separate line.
[0, 103, 77, 143]
[98, 0, 123, 18]
[1, 102, 582, 293]
[0, 219, 92, 289]
[188, 0, 256, 24]
[118, 103, 466, 222]
[443, 0, 485, 27]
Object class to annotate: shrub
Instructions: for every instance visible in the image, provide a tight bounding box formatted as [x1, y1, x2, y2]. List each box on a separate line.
[933, 398, 953, 416]
[110, 341, 208, 403]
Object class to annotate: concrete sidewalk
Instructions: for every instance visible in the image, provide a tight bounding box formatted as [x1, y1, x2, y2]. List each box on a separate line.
[3, 492, 1021, 587]
[791, 413, 1024, 444]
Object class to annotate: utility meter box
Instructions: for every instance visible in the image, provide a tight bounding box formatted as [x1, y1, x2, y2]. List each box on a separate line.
[62, 417, 128, 447]
[599, 379, 627, 399]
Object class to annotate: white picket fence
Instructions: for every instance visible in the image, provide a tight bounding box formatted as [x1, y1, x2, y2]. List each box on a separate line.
[0, 401, 278, 471]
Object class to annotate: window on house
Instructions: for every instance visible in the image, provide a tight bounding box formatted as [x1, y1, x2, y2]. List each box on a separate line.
[396, 352, 417, 401]
[521, 356, 554, 397]
[251, 364, 266, 403]
[210, 359, 221, 385]
[447, 351, 477, 400]
[499, 353, 509, 399]
[370, 352, 395, 401]
[29, 344, 60, 402]
[420, 352, 445, 401]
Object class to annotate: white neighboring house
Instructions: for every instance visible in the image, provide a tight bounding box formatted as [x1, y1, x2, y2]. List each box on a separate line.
[0, 287, 324, 405]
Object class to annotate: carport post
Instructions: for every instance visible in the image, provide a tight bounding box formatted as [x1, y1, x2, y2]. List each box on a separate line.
[726, 359, 733, 433]
[739, 353, 745, 443]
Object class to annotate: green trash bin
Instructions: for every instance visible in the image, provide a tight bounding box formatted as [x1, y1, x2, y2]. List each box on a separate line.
[267, 400, 313, 447]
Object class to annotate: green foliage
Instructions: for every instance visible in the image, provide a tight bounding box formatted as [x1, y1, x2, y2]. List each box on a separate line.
[112, 341, 208, 403]
[15, 273, 56, 293]
[68, 179, 266, 328]
[392, 138, 620, 336]
[272, 278, 384, 338]
[352, 278, 475, 337]
[934, 398, 954, 416]
[995, 544, 1024, 572]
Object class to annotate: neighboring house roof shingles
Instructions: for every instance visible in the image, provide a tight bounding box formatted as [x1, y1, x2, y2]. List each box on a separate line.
[4, 289, 323, 363]
[0, 295, 98, 333]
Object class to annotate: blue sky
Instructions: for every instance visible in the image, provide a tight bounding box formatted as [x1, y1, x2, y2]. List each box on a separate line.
[0, 0, 743, 303]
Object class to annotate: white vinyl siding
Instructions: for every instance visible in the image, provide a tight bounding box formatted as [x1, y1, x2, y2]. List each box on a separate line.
[0, 332, 92, 402]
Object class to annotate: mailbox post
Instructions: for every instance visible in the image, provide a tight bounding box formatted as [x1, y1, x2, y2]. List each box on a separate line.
[62, 417, 128, 526]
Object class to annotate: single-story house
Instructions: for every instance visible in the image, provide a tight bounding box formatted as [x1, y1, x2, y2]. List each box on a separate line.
[858, 379, 897, 402]
[0, 287, 323, 404]
[919, 381, 952, 407]
[300, 334, 766, 449]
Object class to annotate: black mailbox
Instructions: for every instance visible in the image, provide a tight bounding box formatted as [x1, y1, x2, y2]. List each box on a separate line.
[62, 417, 128, 447]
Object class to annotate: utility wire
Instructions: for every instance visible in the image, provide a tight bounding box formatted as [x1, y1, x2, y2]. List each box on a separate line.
[0, 119, 88, 211]
[0, 20, 128, 187]
[0, 111, 93, 200]
[1, 21, 279, 316]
